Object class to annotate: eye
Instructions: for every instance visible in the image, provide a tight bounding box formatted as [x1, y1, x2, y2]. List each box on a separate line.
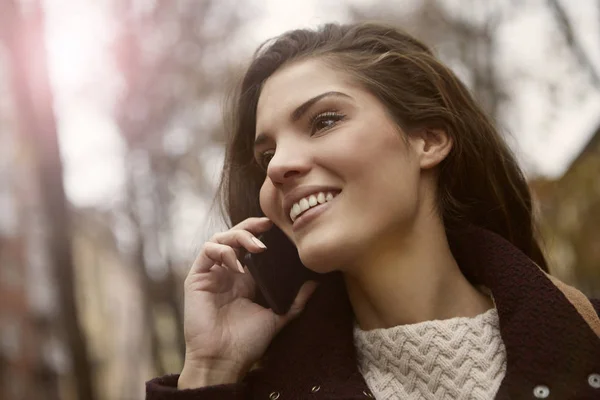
[310, 111, 345, 134]
[256, 150, 274, 171]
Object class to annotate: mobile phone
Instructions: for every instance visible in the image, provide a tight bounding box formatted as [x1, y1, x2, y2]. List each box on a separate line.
[242, 226, 323, 315]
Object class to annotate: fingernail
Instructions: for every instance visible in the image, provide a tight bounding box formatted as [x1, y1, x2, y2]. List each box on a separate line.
[251, 237, 267, 249]
[236, 259, 245, 273]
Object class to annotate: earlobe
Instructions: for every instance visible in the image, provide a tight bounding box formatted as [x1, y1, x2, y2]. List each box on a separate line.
[419, 128, 452, 169]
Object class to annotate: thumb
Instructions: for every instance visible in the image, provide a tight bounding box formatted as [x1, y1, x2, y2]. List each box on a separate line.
[274, 280, 320, 333]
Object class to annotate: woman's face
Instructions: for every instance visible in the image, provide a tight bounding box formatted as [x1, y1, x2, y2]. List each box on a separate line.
[254, 59, 429, 272]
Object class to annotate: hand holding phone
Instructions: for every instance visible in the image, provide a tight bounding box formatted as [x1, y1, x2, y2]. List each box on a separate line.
[179, 217, 320, 388]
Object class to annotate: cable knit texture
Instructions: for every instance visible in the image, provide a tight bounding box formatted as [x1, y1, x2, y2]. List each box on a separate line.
[353, 307, 507, 400]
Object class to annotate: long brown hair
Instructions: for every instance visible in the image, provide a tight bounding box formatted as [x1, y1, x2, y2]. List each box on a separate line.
[215, 22, 548, 272]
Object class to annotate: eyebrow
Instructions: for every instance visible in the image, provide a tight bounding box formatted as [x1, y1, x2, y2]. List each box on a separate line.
[253, 91, 352, 151]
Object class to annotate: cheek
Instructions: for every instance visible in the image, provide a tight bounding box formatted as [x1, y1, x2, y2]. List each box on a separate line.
[259, 182, 279, 219]
[340, 138, 420, 219]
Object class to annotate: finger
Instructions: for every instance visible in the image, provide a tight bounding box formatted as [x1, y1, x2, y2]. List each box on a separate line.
[188, 217, 272, 277]
[192, 242, 245, 274]
[211, 230, 268, 258]
[230, 217, 273, 234]
[273, 280, 320, 333]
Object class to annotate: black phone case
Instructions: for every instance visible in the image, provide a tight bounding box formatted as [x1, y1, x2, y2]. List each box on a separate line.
[242, 227, 322, 315]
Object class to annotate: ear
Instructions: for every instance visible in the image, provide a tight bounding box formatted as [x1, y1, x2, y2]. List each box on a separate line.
[412, 128, 452, 169]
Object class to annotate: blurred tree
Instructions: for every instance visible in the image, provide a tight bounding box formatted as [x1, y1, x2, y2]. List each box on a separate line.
[109, 0, 249, 379]
[530, 128, 600, 296]
[547, 0, 600, 88]
[0, 0, 96, 399]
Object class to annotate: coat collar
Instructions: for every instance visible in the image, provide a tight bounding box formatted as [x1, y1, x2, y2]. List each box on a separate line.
[250, 226, 600, 399]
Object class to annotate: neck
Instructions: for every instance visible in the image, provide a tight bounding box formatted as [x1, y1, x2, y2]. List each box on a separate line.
[343, 208, 494, 331]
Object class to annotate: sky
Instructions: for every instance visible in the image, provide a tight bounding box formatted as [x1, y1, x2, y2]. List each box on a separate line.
[43, 0, 600, 208]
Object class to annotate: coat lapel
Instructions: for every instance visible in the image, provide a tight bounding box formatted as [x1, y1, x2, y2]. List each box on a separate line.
[450, 226, 600, 398]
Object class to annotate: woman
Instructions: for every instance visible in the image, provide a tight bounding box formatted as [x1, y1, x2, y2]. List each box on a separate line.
[147, 22, 600, 399]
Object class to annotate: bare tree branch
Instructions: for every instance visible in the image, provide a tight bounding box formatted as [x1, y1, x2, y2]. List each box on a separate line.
[547, 0, 600, 88]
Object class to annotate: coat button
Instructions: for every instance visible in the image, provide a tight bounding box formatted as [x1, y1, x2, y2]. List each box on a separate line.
[589, 373, 600, 389]
[310, 385, 321, 393]
[269, 392, 280, 400]
[362, 390, 374, 398]
[533, 385, 550, 398]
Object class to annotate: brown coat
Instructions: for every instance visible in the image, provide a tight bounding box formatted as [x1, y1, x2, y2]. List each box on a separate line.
[146, 226, 600, 399]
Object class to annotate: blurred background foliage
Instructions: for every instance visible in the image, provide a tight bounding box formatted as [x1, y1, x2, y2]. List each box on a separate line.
[0, 0, 599, 399]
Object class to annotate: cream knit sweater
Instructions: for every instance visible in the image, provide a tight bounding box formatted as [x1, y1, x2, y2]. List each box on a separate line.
[353, 307, 507, 400]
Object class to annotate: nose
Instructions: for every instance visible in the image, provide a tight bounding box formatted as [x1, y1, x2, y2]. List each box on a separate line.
[266, 141, 311, 185]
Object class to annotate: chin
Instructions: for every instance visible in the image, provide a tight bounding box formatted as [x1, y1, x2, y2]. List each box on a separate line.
[296, 239, 346, 274]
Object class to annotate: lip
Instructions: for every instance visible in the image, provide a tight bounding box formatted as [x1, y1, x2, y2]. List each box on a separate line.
[283, 185, 342, 222]
[292, 194, 337, 232]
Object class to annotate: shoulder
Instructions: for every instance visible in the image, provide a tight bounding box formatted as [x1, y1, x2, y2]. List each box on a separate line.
[544, 274, 600, 336]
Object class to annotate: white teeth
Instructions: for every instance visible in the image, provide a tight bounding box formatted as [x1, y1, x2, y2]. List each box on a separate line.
[299, 198, 309, 212]
[290, 191, 339, 222]
[291, 203, 301, 216]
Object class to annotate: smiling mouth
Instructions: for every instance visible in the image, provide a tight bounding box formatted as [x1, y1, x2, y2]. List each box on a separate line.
[289, 190, 341, 223]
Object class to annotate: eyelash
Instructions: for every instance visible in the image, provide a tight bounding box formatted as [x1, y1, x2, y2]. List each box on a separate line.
[309, 110, 345, 134]
[256, 110, 346, 171]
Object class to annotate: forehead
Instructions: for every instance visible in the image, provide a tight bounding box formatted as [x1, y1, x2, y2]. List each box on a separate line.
[256, 59, 354, 129]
